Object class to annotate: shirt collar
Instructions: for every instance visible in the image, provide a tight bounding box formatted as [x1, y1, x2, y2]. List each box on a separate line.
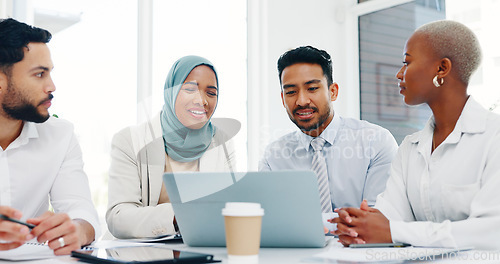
[297, 113, 340, 151]
[410, 96, 487, 145]
[7, 121, 39, 150]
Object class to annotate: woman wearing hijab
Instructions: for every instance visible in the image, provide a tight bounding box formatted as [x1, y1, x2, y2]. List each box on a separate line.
[106, 56, 236, 239]
[332, 20, 500, 250]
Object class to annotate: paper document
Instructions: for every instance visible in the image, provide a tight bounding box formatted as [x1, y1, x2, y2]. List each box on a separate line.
[0, 242, 55, 261]
[311, 246, 471, 262]
[126, 233, 182, 243]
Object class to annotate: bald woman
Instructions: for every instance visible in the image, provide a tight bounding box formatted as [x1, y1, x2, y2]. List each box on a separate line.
[333, 20, 500, 250]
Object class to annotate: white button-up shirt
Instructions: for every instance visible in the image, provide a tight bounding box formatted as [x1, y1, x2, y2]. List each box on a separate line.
[376, 97, 500, 250]
[0, 117, 100, 238]
[259, 114, 398, 208]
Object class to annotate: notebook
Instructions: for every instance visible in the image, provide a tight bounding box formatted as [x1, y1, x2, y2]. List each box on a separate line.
[163, 170, 326, 248]
[0, 241, 95, 261]
[0, 242, 55, 261]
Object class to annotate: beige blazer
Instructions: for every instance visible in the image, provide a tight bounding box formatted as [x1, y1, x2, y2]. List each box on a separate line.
[106, 113, 236, 239]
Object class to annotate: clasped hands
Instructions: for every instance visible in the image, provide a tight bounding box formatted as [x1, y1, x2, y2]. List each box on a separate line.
[0, 206, 87, 255]
[329, 200, 392, 246]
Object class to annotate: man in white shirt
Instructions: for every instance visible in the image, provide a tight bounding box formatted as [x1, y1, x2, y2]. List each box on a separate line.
[0, 18, 99, 255]
[259, 46, 398, 211]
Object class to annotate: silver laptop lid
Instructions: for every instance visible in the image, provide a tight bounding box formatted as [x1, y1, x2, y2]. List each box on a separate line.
[163, 170, 325, 248]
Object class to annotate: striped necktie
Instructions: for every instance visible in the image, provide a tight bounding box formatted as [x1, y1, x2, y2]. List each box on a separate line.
[310, 137, 333, 213]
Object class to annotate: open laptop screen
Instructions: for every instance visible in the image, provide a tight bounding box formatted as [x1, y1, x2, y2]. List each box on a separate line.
[163, 170, 325, 248]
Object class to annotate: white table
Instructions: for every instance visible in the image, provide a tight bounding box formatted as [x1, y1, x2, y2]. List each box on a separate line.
[1, 238, 499, 264]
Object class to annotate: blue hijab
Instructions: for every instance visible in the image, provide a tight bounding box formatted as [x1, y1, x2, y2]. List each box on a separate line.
[160, 55, 218, 162]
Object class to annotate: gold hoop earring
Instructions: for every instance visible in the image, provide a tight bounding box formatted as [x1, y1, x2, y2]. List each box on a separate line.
[433, 75, 444, 87]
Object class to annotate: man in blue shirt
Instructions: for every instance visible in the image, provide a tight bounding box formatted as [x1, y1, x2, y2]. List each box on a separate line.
[259, 46, 398, 210]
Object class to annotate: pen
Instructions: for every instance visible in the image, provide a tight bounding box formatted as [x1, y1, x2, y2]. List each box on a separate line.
[0, 214, 36, 229]
[349, 242, 411, 248]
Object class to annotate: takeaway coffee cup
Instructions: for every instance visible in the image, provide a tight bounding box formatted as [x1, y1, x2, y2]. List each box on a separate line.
[222, 202, 264, 263]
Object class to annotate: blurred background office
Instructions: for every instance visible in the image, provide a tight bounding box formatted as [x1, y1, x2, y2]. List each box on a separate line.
[1, 0, 499, 225]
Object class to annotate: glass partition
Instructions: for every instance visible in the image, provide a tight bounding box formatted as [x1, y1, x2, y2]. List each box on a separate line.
[359, 1, 445, 144]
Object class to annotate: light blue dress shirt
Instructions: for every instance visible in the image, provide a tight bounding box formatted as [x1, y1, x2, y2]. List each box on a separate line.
[259, 114, 398, 209]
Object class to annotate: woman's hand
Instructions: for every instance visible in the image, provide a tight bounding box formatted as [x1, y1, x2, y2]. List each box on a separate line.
[331, 200, 392, 246]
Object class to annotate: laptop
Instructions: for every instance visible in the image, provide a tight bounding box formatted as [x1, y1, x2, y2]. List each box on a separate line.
[163, 170, 325, 248]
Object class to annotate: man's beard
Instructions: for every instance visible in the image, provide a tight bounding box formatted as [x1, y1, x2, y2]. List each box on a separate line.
[289, 106, 330, 132]
[2, 80, 52, 123]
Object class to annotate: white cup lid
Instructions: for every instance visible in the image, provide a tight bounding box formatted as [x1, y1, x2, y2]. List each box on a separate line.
[222, 202, 264, 217]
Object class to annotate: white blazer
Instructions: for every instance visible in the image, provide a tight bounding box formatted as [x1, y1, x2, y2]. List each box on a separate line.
[106, 113, 236, 239]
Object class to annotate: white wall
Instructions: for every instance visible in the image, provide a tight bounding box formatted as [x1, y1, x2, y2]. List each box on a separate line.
[247, 0, 416, 170]
[247, 0, 360, 170]
[0, 0, 13, 17]
[0, 0, 6, 17]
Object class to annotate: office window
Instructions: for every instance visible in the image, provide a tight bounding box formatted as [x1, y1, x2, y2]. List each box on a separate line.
[29, 0, 137, 213]
[150, 0, 248, 171]
[20, 0, 247, 217]
[359, 1, 444, 144]
[447, 0, 500, 113]
[359, 0, 500, 144]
